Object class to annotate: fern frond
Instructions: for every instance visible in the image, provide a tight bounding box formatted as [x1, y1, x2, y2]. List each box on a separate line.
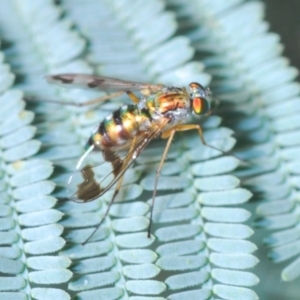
[0, 14, 70, 300]
[0, 0, 262, 299]
[165, 0, 300, 286]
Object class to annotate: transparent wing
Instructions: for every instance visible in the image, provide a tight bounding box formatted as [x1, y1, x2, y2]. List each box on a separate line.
[46, 73, 164, 93]
[68, 120, 168, 203]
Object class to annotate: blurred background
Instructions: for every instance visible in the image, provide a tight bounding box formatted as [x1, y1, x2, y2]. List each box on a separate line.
[264, 0, 300, 73]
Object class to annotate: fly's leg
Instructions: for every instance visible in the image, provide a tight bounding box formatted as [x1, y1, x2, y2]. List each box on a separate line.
[81, 174, 125, 245]
[148, 123, 234, 238]
[163, 124, 249, 165]
[126, 91, 140, 103]
[82, 136, 138, 245]
[162, 124, 229, 155]
[148, 130, 176, 238]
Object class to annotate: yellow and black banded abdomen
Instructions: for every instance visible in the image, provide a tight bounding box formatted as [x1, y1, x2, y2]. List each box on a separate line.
[86, 104, 152, 150]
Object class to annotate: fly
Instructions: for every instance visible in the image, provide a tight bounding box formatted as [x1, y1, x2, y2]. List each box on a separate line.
[45, 74, 215, 244]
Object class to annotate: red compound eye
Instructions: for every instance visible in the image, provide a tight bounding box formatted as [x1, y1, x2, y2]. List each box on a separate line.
[192, 97, 210, 115]
[193, 97, 202, 114]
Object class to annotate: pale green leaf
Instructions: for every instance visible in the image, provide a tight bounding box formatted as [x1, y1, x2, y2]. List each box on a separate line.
[21, 224, 63, 241]
[194, 175, 240, 191]
[152, 206, 198, 223]
[112, 216, 149, 233]
[119, 249, 157, 264]
[282, 256, 300, 282]
[269, 240, 300, 263]
[71, 256, 116, 274]
[29, 269, 72, 285]
[31, 288, 71, 300]
[156, 240, 205, 256]
[68, 271, 120, 291]
[10, 163, 53, 187]
[140, 176, 191, 191]
[212, 269, 259, 287]
[16, 196, 57, 214]
[0, 111, 34, 136]
[2, 140, 41, 162]
[207, 238, 257, 254]
[191, 156, 239, 176]
[199, 188, 252, 206]
[0, 257, 24, 274]
[201, 208, 251, 223]
[0, 126, 36, 149]
[59, 241, 113, 259]
[214, 284, 259, 300]
[155, 224, 201, 242]
[13, 181, 56, 200]
[27, 256, 71, 270]
[156, 255, 207, 271]
[24, 237, 65, 255]
[0, 276, 26, 292]
[168, 289, 211, 300]
[0, 292, 27, 300]
[210, 253, 259, 269]
[126, 280, 166, 295]
[18, 209, 63, 227]
[129, 297, 166, 300]
[0, 247, 21, 259]
[204, 223, 254, 239]
[116, 233, 155, 248]
[123, 264, 160, 279]
[165, 271, 209, 290]
[75, 287, 124, 300]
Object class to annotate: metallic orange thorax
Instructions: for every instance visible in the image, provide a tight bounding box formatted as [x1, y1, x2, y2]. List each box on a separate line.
[146, 87, 190, 115]
[88, 87, 191, 150]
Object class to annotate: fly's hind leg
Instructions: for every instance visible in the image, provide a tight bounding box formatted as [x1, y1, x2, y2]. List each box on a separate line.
[82, 137, 138, 245]
[81, 174, 125, 245]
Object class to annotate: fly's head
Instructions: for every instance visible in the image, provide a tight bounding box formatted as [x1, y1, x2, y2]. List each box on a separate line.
[189, 82, 211, 116]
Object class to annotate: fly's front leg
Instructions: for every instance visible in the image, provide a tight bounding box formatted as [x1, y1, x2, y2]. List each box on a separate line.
[161, 124, 206, 142]
[148, 124, 232, 237]
[162, 124, 228, 155]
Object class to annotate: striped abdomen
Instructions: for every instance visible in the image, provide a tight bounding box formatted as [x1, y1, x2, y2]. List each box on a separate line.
[87, 104, 153, 150]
